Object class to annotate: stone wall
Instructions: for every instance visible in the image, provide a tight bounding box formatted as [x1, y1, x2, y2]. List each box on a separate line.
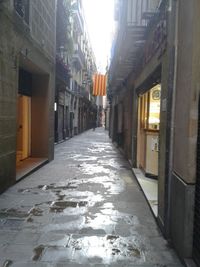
[0, 0, 56, 192]
[31, 0, 56, 59]
[0, 6, 18, 191]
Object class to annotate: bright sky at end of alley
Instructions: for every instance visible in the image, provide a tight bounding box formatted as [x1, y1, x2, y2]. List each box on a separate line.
[82, 0, 115, 74]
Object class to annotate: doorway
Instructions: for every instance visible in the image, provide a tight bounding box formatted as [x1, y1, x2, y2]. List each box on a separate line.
[16, 95, 31, 164]
[134, 83, 161, 216]
[137, 84, 161, 177]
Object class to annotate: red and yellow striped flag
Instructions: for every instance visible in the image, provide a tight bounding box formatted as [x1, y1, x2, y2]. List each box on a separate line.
[92, 74, 107, 96]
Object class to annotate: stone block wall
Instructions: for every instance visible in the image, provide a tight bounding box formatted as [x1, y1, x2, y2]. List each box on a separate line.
[0, 10, 18, 192]
[0, 0, 56, 192]
[31, 0, 56, 59]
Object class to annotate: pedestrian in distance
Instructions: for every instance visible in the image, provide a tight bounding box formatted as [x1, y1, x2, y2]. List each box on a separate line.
[93, 121, 96, 131]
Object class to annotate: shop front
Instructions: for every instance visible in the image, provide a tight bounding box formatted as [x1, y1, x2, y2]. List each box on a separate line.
[133, 81, 161, 217]
[137, 84, 161, 178]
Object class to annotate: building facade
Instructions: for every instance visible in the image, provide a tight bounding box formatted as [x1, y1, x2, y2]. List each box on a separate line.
[54, 0, 97, 143]
[109, 0, 200, 265]
[0, 0, 56, 192]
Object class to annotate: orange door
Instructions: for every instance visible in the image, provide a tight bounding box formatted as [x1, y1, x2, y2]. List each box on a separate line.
[16, 95, 31, 164]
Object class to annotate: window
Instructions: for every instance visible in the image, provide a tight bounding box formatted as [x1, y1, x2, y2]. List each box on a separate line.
[139, 84, 161, 131]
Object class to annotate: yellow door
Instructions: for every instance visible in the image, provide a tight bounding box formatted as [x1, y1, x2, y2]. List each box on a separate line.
[16, 95, 31, 164]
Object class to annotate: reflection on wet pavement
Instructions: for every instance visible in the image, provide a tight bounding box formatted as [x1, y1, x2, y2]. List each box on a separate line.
[0, 128, 183, 266]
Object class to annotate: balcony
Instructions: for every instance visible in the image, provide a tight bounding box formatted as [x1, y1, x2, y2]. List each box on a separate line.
[56, 55, 70, 86]
[73, 8, 84, 34]
[72, 43, 85, 70]
[72, 81, 89, 99]
[109, 0, 163, 90]
[80, 87, 89, 99]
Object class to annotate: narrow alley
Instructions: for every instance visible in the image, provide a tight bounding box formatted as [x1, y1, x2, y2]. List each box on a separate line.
[0, 128, 183, 267]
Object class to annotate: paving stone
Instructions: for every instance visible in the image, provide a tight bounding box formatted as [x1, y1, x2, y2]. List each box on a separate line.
[0, 244, 33, 262]
[0, 230, 18, 245]
[0, 128, 184, 266]
[13, 231, 41, 245]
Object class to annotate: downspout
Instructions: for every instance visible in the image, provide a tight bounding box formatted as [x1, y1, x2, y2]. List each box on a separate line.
[165, 0, 179, 237]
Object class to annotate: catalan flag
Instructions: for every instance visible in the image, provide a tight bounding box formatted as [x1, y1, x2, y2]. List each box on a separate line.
[92, 74, 107, 96]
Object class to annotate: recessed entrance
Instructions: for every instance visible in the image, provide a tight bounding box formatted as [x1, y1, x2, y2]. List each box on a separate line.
[137, 84, 161, 177]
[133, 83, 161, 216]
[15, 67, 49, 181]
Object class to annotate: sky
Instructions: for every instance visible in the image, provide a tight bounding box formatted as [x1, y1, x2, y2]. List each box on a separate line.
[82, 0, 115, 74]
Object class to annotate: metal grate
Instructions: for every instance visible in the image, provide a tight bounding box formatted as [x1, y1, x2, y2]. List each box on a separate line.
[193, 98, 200, 266]
[14, 0, 29, 24]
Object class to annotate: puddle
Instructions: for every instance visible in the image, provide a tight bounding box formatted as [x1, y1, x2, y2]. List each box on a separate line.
[57, 194, 65, 201]
[86, 213, 117, 231]
[127, 245, 141, 257]
[2, 260, 13, 267]
[35, 201, 52, 207]
[0, 208, 28, 219]
[26, 215, 34, 223]
[81, 163, 112, 175]
[18, 182, 78, 194]
[106, 235, 119, 244]
[67, 235, 143, 262]
[102, 203, 114, 209]
[32, 245, 45, 261]
[29, 207, 43, 216]
[40, 184, 76, 191]
[50, 201, 88, 213]
[112, 248, 121, 255]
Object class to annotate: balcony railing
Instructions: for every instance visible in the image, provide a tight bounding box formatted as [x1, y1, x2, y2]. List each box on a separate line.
[73, 9, 84, 34]
[73, 43, 85, 69]
[109, 0, 166, 91]
[56, 55, 70, 86]
[14, 0, 29, 24]
[72, 82, 89, 99]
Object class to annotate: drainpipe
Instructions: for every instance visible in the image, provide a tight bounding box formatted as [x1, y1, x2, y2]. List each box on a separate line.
[165, 0, 179, 238]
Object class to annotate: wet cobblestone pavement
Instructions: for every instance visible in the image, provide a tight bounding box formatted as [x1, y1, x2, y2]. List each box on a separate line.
[0, 128, 184, 267]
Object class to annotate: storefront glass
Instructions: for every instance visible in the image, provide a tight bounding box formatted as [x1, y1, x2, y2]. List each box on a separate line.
[137, 84, 161, 177]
